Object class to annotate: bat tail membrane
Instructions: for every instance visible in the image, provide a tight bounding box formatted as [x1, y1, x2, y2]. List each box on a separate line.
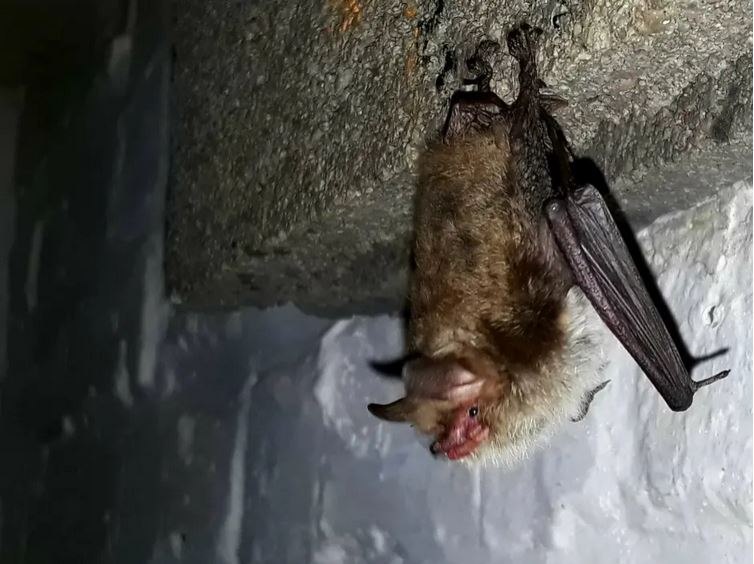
[570, 380, 611, 422]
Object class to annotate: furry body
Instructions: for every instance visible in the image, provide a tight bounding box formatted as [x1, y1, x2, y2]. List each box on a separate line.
[408, 123, 606, 466]
[368, 23, 727, 464]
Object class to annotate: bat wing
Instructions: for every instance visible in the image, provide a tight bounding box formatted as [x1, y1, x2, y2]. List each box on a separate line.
[545, 185, 729, 411]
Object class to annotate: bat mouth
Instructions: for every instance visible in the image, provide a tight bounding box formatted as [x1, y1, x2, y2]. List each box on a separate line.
[430, 422, 489, 460]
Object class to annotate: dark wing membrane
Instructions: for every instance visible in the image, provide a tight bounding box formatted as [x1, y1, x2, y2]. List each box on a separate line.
[545, 186, 728, 411]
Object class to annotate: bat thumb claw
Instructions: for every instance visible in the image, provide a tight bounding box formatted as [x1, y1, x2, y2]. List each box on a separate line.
[691, 369, 730, 392]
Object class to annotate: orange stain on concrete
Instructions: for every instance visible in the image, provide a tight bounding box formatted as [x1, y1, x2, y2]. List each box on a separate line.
[328, 0, 363, 33]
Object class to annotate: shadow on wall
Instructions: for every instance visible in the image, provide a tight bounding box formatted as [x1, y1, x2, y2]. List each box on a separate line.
[0, 1, 170, 563]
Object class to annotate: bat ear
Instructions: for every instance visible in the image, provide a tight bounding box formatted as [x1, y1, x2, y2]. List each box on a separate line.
[367, 398, 414, 422]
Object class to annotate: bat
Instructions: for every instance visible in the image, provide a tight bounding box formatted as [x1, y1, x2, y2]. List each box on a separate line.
[367, 23, 729, 466]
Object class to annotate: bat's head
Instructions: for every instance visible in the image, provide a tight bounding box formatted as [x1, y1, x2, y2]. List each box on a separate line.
[368, 291, 609, 466]
[368, 354, 504, 461]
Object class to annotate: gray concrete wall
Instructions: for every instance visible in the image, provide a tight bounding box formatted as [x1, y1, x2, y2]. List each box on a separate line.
[168, 0, 752, 314]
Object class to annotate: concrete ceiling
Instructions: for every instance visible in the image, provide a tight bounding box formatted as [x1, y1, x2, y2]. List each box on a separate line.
[167, 0, 752, 316]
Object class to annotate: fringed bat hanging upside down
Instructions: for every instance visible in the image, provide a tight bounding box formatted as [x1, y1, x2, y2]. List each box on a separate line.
[368, 23, 729, 466]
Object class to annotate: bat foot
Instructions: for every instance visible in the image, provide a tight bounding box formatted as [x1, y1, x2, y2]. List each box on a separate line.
[570, 380, 610, 422]
[506, 23, 542, 63]
[691, 369, 730, 392]
[463, 40, 501, 92]
[507, 23, 545, 104]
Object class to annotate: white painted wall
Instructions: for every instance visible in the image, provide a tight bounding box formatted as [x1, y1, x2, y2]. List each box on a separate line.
[153, 182, 752, 564]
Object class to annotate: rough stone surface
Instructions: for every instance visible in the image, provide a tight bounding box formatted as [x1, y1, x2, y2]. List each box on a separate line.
[168, 0, 752, 314]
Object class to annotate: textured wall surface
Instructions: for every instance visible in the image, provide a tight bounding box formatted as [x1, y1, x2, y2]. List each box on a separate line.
[167, 0, 752, 313]
[145, 182, 751, 563]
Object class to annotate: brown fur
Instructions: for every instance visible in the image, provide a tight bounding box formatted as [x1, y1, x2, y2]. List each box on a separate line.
[368, 25, 611, 466]
[409, 124, 566, 374]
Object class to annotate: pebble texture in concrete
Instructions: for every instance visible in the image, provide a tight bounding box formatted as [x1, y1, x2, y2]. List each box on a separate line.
[168, 0, 752, 314]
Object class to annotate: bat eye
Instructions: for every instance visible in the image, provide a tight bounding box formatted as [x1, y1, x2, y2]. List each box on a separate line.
[468, 406, 479, 418]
